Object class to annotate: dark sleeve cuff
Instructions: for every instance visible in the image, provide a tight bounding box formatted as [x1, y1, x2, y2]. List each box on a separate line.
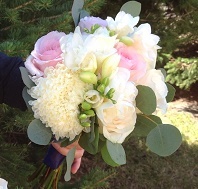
[0, 52, 27, 111]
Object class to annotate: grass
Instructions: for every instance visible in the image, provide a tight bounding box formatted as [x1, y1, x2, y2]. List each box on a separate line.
[0, 105, 197, 188]
[106, 110, 198, 189]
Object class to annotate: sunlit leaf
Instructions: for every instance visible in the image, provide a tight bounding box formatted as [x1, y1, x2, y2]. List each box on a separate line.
[146, 124, 182, 156]
[166, 83, 176, 102]
[136, 85, 157, 115]
[120, 1, 141, 17]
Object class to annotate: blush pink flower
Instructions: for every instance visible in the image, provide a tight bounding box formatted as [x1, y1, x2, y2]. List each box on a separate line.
[25, 31, 66, 77]
[115, 42, 146, 81]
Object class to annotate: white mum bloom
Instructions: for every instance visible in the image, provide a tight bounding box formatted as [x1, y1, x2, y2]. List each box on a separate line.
[106, 11, 139, 38]
[28, 64, 92, 140]
[130, 23, 161, 70]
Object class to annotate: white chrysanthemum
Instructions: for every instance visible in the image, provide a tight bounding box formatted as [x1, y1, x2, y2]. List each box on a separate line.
[28, 64, 92, 140]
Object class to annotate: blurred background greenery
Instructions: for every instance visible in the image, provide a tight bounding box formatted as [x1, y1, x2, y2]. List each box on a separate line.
[0, 0, 197, 188]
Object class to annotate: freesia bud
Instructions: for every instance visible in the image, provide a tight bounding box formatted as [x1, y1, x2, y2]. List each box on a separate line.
[79, 114, 87, 120]
[97, 84, 106, 94]
[101, 77, 110, 87]
[120, 36, 133, 46]
[106, 88, 115, 99]
[81, 122, 91, 127]
[102, 53, 120, 79]
[81, 101, 92, 110]
[79, 71, 97, 84]
[84, 110, 95, 117]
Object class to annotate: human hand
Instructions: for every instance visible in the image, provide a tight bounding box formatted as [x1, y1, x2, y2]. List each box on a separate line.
[51, 141, 84, 174]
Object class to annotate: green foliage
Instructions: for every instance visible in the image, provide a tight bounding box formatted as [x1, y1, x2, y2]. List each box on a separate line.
[165, 57, 198, 89]
[0, 0, 106, 58]
[64, 148, 76, 181]
[101, 140, 126, 167]
[27, 119, 52, 145]
[146, 124, 182, 156]
[135, 85, 157, 115]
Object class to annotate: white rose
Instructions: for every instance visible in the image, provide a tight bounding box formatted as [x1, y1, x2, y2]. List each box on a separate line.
[136, 69, 168, 113]
[106, 11, 139, 38]
[96, 68, 138, 143]
[130, 23, 161, 70]
[0, 178, 8, 189]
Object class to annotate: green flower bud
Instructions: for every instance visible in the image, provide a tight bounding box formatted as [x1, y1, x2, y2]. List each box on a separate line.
[109, 30, 116, 36]
[101, 77, 110, 87]
[120, 36, 133, 46]
[81, 101, 92, 110]
[97, 84, 106, 94]
[106, 88, 115, 99]
[84, 110, 95, 117]
[81, 122, 91, 127]
[79, 71, 97, 84]
[79, 114, 87, 120]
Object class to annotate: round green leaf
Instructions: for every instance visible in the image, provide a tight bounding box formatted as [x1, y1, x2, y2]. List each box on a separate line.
[132, 114, 162, 137]
[64, 148, 76, 182]
[136, 85, 157, 115]
[166, 83, 176, 102]
[22, 86, 34, 110]
[101, 140, 126, 167]
[72, 0, 84, 26]
[27, 119, 52, 145]
[19, 67, 35, 89]
[120, 1, 141, 17]
[146, 124, 182, 156]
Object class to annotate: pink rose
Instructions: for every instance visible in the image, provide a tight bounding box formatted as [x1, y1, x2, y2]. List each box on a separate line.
[25, 31, 66, 77]
[115, 42, 146, 81]
[78, 16, 107, 32]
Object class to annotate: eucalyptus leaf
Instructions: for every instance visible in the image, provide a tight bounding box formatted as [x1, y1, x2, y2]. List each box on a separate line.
[101, 140, 126, 167]
[136, 85, 157, 115]
[132, 114, 162, 137]
[27, 119, 52, 145]
[22, 86, 34, 110]
[60, 135, 80, 147]
[166, 83, 176, 102]
[79, 127, 99, 154]
[80, 9, 90, 19]
[120, 1, 141, 17]
[72, 0, 84, 27]
[64, 148, 76, 182]
[19, 67, 35, 89]
[159, 68, 166, 78]
[146, 124, 182, 156]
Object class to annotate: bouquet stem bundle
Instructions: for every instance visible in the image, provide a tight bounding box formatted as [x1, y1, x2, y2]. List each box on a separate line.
[28, 145, 64, 189]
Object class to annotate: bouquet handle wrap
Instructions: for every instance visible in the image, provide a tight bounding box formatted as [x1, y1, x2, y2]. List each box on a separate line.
[43, 144, 66, 169]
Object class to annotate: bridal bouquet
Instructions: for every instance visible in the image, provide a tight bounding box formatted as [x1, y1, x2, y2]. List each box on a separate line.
[20, 0, 182, 188]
